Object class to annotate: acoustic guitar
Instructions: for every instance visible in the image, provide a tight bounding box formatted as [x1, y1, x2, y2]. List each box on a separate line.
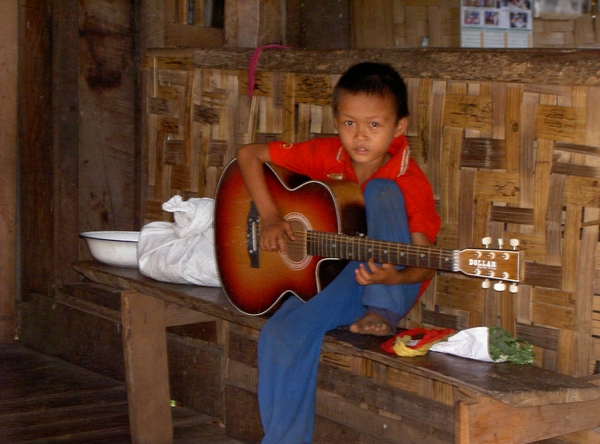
[214, 159, 522, 316]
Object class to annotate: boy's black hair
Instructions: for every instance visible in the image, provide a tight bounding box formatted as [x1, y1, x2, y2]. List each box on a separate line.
[332, 62, 409, 121]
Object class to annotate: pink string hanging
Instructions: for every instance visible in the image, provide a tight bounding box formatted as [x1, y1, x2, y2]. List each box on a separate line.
[247, 44, 290, 98]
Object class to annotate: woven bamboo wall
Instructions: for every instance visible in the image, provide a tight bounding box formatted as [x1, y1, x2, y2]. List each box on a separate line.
[142, 48, 600, 379]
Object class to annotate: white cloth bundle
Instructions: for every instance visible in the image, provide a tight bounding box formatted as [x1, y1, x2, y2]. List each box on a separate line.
[137, 195, 220, 287]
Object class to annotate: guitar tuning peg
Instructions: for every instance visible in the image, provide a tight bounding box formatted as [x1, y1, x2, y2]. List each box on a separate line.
[497, 239, 504, 249]
[482, 279, 491, 289]
[493, 281, 506, 292]
[482, 237, 492, 248]
[510, 239, 520, 250]
[509, 283, 518, 293]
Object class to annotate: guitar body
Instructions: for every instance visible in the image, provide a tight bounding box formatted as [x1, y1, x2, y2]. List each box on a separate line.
[214, 159, 367, 316]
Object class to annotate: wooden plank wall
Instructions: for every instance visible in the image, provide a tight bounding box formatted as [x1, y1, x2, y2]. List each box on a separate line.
[19, 0, 138, 305]
[0, 1, 18, 343]
[351, 0, 599, 48]
[135, 0, 600, 51]
[533, 15, 600, 47]
[18, 0, 276, 336]
[142, 48, 600, 379]
[78, 1, 137, 234]
[18, 0, 54, 302]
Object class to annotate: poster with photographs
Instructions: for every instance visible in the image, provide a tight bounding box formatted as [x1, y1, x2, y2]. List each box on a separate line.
[461, 0, 532, 48]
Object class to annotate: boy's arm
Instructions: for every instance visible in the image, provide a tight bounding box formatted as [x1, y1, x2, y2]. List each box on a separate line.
[236, 143, 296, 253]
[354, 232, 437, 286]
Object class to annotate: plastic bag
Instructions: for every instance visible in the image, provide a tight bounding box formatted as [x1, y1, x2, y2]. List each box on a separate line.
[429, 326, 534, 364]
[137, 195, 220, 287]
[429, 327, 495, 362]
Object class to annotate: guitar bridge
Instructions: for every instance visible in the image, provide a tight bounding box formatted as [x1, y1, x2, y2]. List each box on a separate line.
[246, 201, 260, 269]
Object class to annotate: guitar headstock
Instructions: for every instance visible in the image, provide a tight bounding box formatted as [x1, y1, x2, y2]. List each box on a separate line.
[457, 238, 522, 293]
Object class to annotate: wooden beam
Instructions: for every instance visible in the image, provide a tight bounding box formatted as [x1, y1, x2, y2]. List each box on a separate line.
[457, 395, 600, 443]
[140, 0, 166, 49]
[0, 0, 18, 343]
[164, 24, 224, 48]
[164, 302, 217, 326]
[138, 47, 600, 86]
[53, 0, 80, 288]
[19, 0, 54, 299]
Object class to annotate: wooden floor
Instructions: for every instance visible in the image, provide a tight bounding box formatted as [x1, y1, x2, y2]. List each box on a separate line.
[0, 343, 243, 443]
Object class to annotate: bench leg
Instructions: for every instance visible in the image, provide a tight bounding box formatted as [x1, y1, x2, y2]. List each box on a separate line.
[121, 290, 173, 444]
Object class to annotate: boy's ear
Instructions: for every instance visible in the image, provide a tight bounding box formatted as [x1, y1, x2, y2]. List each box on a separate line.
[394, 117, 409, 137]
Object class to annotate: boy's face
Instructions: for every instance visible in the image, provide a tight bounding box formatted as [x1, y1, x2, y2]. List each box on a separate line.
[334, 92, 407, 172]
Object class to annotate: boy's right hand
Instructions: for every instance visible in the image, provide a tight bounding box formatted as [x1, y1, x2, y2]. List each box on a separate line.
[236, 142, 296, 253]
[259, 216, 296, 253]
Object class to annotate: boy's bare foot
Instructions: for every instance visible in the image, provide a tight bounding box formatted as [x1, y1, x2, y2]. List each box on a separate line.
[349, 313, 393, 336]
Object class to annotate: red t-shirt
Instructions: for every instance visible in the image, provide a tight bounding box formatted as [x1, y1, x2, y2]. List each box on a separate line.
[269, 136, 441, 243]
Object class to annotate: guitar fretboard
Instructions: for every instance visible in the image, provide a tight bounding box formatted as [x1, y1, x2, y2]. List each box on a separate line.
[307, 231, 457, 271]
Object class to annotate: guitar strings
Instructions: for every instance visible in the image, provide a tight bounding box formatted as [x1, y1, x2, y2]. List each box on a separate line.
[260, 230, 455, 264]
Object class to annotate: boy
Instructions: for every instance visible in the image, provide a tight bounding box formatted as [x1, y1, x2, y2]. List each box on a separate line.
[236, 62, 441, 443]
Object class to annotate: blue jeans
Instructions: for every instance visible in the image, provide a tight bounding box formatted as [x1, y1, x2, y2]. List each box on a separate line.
[257, 179, 421, 444]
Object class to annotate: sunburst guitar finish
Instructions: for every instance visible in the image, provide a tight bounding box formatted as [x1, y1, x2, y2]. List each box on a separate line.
[214, 159, 522, 316]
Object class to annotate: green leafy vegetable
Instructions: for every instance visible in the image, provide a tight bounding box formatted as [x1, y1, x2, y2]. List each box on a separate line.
[488, 326, 535, 364]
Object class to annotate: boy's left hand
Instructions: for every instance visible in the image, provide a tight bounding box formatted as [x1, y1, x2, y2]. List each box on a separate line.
[354, 259, 399, 285]
[354, 234, 437, 286]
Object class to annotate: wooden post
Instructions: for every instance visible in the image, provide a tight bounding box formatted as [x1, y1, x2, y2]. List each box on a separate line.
[121, 290, 173, 444]
[52, 0, 80, 288]
[0, 0, 18, 343]
[224, 0, 283, 48]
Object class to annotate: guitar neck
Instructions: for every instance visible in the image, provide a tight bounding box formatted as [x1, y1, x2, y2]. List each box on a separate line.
[307, 231, 457, 272]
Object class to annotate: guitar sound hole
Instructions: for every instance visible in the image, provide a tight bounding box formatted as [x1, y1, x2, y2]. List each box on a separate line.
[286, 219, 308, 262]
[279, 212, 312, 271]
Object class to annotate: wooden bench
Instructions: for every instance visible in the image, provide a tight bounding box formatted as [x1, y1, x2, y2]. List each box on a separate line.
[68, 260, 600, 444]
